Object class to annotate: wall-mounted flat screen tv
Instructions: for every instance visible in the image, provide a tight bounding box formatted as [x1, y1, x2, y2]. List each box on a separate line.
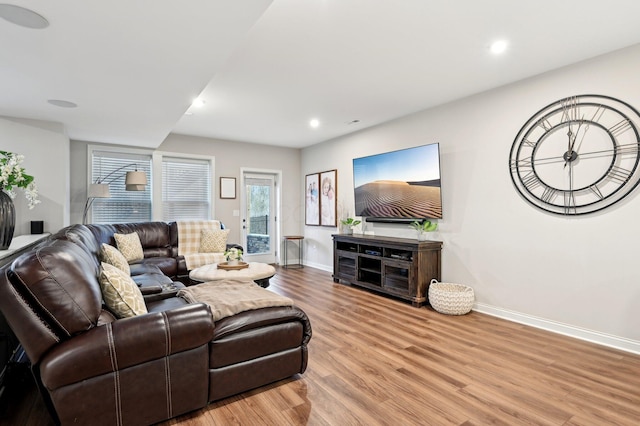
[353, 143, 442, 222]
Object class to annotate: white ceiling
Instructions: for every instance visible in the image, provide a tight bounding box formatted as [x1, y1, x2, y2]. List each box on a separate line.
[2, 1, 640, 149]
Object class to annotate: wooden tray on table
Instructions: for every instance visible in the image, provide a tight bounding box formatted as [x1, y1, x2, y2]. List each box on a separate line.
[217, 261, 249, 271]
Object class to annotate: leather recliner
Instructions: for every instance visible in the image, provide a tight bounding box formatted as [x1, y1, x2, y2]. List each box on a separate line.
[0, 223, 311, 425]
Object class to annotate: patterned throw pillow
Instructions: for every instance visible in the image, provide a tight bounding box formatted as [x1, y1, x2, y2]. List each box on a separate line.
[199, 229, 230, 253]
[99, 262, 147, 318]
[100, 243, 131, 275]
[114, 232, 144, 262]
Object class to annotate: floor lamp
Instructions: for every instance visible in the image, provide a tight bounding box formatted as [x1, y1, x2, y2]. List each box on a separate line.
[82, 165, 148, 224]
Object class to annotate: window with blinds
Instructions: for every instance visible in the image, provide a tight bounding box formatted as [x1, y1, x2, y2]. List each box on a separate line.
[162, 157, 211, 221]
[90, 151, 152, 224]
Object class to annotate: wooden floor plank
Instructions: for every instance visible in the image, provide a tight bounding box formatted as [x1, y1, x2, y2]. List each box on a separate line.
[4, 265, 640, 425]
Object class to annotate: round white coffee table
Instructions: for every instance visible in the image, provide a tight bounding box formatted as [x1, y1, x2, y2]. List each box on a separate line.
[189, 262, 276, 288]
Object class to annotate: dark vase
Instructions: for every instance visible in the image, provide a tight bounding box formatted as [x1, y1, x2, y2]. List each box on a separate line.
[0, 190, 15, 250]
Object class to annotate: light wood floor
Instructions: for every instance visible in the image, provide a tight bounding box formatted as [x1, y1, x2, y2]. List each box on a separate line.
[5, 266, 640, 425]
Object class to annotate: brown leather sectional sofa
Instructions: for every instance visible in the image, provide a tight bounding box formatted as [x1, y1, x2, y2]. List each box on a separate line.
[0, 222, 312, 425]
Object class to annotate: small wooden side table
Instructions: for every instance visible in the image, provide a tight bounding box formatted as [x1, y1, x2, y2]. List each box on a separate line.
[282, 235, 304, 269]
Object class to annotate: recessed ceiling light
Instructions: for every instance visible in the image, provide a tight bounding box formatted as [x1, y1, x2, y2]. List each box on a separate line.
[0, 4, 49, 29]
[309, 119, 320, 128]
[191, 98, 205, 108]
[490, 40, 508, 55]
[47, 99, 77, 108]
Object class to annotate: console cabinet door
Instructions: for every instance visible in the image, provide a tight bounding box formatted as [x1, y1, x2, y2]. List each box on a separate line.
[382, 258, 413, 297]
[335, 251, 357, 281]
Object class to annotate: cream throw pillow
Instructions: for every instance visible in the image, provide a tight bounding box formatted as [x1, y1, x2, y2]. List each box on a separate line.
[114, 232, 144, 262]
[99, 262, 147, 318]
[100, 243, 131, 275]
[199, 229, 230, 253]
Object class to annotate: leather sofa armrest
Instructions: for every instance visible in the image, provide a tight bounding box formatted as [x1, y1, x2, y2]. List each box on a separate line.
[176, 254, 188, 276]
[140, 285, 163, 295]
[39, 303, 214, 390]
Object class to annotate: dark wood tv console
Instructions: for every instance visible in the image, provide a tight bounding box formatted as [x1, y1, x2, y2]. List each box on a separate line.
[332, 234, 442, 307]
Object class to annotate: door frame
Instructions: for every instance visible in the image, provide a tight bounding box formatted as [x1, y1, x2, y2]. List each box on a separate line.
[240, 167, 282, 264]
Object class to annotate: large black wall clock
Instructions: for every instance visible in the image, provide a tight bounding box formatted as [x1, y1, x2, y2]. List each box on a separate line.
[509, 94, 640, 215]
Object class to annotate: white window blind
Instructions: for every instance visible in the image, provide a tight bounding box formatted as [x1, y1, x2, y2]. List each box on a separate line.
[162, 157, 211, 221]
[91, 151, 152, 224]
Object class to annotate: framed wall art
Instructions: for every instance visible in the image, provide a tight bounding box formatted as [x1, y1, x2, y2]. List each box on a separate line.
[320, 169, 337, 227]
[305, 173, 320, 225]
[220, 177, 236, 199]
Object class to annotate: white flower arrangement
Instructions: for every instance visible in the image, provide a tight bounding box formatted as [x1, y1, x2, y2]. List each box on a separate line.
[224, 247, 243, 262]
[0, 151, 40, 209]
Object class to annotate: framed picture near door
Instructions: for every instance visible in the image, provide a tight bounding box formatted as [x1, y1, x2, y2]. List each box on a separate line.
[305, 173, 320, 226]
[320, 169, 337, 227]
[220, 177, 236, 199]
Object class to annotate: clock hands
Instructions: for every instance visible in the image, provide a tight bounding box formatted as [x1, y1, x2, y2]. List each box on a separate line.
[565, 108, 606, 166]
[564, 127, 573, 169]
[563, 118, 584, 168]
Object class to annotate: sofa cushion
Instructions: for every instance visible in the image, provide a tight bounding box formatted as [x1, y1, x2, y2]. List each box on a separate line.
[130, 257, 178, 278]
[100, 243, 131, 275]
[114, 232, 144, 262]
[114, 222, 172, 251]
[199, 229, 229, 253]
[131, 271, 174, 287]
[99, 262, 148, 318]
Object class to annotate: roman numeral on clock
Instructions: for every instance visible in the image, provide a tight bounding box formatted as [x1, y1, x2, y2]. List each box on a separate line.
[522, 171, 542, 191]
[610, 119, 632, 137]
[607, 165, 632, 183]
[563, 191, 576, 215]
[588, 184, 604, 200]
[615, 143, 640, 155]
[510, 158, 533, 173]
[537, 118, 552, 132]
[541, 187, 558, 203]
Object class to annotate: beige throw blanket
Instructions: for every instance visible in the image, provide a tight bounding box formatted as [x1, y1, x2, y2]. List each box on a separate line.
[177, 220, 224, 270]
[177, 280, 293, 321]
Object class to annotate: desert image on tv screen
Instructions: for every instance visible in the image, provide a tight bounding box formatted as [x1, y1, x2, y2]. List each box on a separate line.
[353, 144, 442, 219]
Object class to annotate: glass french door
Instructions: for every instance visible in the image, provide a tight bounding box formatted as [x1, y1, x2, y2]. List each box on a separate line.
[241, 170, 279, 264]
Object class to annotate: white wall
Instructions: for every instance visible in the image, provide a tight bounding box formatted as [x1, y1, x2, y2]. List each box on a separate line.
[301, 44, 640, 352]
[0, 116, 69, 235]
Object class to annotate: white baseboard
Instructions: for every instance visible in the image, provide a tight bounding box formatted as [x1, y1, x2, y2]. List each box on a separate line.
[474, 302, 640, 355]
[294, 265, 640, 355]
[301, 261, 332, 273]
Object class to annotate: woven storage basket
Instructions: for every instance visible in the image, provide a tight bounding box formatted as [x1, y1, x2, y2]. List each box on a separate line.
[428, 279, 474, 315]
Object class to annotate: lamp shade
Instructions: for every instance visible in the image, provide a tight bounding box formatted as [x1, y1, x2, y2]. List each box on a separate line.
[88, 183, 110, 198]
[125, 171, 147, 191]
